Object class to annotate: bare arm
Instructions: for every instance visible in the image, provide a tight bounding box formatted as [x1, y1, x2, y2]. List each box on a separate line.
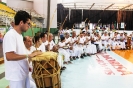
[6, 51, 37, 61]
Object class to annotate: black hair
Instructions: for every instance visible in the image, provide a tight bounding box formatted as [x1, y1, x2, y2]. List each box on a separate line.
[45, 31, 48, 33]
[40, 33, 47, 38]
[14, 10, 31, 25]
[82, 31, 85, 34]
[61, 36, 65, 41]
[23, 36, 27, 41]
[33, 36, 41, 43]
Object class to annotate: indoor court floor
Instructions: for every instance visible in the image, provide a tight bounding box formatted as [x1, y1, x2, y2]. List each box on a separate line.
[0, 50, 133, 88]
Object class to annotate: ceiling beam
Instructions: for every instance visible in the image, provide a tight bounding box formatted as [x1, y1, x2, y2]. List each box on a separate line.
[104, 3, 115, 10]
[119, 4, 133, 10]
[90, 3, 95, 10]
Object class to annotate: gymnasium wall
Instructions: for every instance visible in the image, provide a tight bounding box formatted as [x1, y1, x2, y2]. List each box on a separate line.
[6, 0, 33, 9]
[23, 28, 58, 36]
[33, 0, 57, 28]
[23, 27, 42, 37]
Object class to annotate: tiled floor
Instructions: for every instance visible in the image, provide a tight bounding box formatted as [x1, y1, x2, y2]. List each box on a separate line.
[0, 51, 133, 88]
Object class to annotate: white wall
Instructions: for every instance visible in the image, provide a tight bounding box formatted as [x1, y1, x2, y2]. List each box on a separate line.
[6, 0, 33, 10]
[2, 0, 6, 3]
[50, 0, 57, 28]
[33, 0, 47, 18]
[33, 0, 57, 28]
[6, 0, 57, 28]
[59, 0, 133, 4]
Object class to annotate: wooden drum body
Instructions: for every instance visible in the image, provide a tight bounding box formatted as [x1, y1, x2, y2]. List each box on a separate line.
[32, 52, 61, 88]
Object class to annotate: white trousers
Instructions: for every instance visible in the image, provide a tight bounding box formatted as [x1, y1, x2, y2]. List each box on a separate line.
[66, 49, 75, 57]
[58, 49, 70, 62]
[119, 42, 125, 49]
[86, 44, 97, 54]
[73, 46, 79, 57]
[112, 41, 120, 49]
[77, 45, 84, 56]
[9, 75, 30, 88]
[57, 54, 64, 67]
[29, 72, 36, 88]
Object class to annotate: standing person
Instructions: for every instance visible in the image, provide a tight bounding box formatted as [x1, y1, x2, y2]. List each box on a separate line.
[3, 10, 39, 88]
[58, 26, 65, 40]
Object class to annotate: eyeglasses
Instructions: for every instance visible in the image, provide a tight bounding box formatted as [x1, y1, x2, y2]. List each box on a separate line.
[26, 22, 31, 27]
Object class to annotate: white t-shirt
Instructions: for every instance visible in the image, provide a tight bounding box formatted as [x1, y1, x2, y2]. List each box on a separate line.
[65, 37, 71, 44]
[101, 35, 109, 41]
[3, 29, 29, 81]
[70, 37, 77, 46]
[78, 37, 85, 44]
[86, 36, 91, 45]
[116, 34, 120, 40]
[65, 30, 70, 34]
[44, 41, 48, 46]
[58, 41, 66, 50]
[88, 29, 93, 33]
[49, 40, 55, 50]
[30, 43, 45, 53]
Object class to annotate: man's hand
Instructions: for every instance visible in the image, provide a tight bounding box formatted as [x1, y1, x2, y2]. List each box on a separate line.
[28, 52, 43, 60]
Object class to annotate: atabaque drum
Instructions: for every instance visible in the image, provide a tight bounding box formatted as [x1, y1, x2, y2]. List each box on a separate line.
[32, 52, 61, 88]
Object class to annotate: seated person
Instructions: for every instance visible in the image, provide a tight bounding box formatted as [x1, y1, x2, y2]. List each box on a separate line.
[58, 37, 72, 64]
[52, 45, 66, 70]
[24, 36, 42, 88]
[31, 36, 45, 52]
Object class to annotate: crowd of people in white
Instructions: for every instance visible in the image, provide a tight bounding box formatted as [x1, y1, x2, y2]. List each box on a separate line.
[23, 26, 133, 88]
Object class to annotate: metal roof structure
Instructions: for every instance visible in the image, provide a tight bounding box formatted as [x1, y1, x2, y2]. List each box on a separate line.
[58, 0, 133, 10]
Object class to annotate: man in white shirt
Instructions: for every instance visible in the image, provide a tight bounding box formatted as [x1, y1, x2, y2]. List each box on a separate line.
[40, 32, 48, 46]
[48, 33, 56, 50]
[77, 33, 85, 58]
[30, 36, 45, 52]
[40, 33, 48, 50]
[47, 34, 67, 70]
[70, 31, 81, 58]
[119, 33, 126, 50]
[101, 32, 111, 51]
[3, 10, 39, 88]
[64, 32, 75, 60]
[23, 36, 37, 88]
